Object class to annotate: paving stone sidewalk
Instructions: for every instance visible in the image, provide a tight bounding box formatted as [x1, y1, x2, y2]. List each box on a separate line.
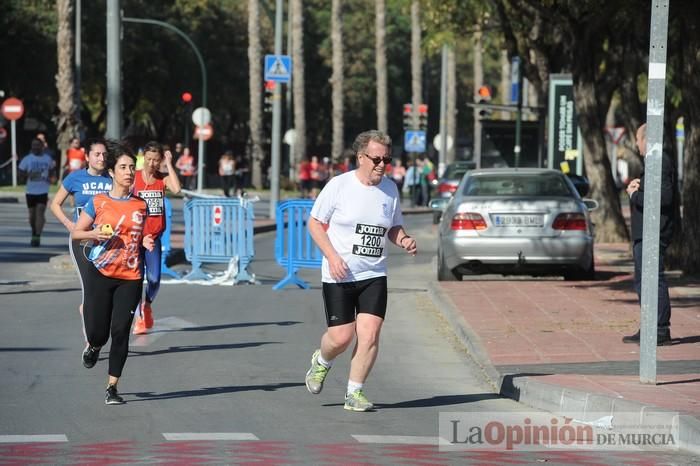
[430, 243, 700, 454]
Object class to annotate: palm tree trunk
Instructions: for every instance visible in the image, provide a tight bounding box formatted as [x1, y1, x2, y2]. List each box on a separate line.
[247, 0, 264, 189]
[375, 0, 387, 134]
[410, 0, 422, 130]
[291, 0, 306, 169]
[56, 0, 78, 179]
[331, 0, 344, 161]
[446, 46, 456, 163]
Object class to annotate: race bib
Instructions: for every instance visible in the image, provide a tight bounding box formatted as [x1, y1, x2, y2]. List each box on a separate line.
[352, 223, 386, 258]
[139, 190, 164, 216]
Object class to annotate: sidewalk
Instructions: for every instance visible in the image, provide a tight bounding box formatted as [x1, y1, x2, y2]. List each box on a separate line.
[430, 243, 700, 454]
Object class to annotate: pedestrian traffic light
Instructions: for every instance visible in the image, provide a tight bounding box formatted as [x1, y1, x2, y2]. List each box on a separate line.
[418, 104, 428, 131]
[264, 81, 275, 113]
[476, 85, 492, 118]
[403, 103, 412, 130]
[181, 91, 193, 104]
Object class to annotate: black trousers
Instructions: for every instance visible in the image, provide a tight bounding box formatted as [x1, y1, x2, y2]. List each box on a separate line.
[633, 240, 671, 329]
[82, 265, 142, 378]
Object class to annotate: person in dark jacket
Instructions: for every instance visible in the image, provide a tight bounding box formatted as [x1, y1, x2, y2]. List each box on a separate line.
[622, 123, 676, 346]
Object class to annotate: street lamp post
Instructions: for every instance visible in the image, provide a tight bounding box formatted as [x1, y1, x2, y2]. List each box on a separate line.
[122, 17, 208, 191]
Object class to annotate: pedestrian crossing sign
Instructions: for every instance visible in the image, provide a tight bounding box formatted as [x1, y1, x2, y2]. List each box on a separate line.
[264, 55, 292, 83]
[404, 130, 427, 153]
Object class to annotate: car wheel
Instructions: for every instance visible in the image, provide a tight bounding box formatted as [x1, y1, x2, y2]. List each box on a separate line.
[432, 211, 442, 225]
[437, 248, 461, 281]
[563, 258, 595, 281]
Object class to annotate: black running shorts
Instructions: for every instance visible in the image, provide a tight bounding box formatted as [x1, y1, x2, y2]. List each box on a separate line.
[322, 276, 388, 327]
[26, 193, 49, 208]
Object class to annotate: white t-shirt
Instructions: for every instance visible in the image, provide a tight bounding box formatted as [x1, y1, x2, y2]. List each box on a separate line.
[310, 170, 404, 283]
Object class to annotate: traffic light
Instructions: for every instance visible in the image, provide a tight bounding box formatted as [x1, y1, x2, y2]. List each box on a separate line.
[264, 81, 275, 113]
[418, 104, 428, 131]
[477, 85, 492, 118]
[402, 103, 412, 130]
[181, 91, 193, 104]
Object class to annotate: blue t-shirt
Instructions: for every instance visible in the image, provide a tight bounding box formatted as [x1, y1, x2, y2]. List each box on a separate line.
[62, 169, 113, 220]
[19, 153, 55, 195]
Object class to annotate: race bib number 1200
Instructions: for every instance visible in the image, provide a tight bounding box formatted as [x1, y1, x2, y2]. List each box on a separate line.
[352, 223, 386, 258]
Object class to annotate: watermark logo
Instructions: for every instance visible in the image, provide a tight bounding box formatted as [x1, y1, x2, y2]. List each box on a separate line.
[439, 412, 678, 451]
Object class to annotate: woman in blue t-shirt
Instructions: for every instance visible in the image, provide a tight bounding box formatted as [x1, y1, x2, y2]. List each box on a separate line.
[50, 138, 113, 337]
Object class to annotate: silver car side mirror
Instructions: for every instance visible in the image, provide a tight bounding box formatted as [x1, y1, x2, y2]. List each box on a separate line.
[429, 198, 449, 211]
[583, 199, 599, 211]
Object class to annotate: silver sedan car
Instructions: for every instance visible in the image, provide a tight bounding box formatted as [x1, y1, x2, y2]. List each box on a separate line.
[433, 168, 597, 281]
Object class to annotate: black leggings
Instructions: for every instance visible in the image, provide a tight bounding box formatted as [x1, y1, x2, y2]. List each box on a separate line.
[82, 263, 142, 378]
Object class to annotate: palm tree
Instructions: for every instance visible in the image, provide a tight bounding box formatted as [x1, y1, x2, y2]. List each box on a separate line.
[410, 0, 422, 130]
[375, 0, 387, 134]
[291, 0, 306, 172]
[247, 0, 264, 188]
[56, 0, 78, 179]
[447, 46, 456, 163]
[331, 0, 344, 161]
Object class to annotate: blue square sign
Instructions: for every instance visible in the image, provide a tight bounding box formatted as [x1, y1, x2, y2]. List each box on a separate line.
[404, 130, 426, 153]
[264, 55, 292, 83]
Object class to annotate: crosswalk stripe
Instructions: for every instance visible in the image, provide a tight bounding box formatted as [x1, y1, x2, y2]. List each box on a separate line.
[352, 435, 448, 445]
[163, 433, 259, 441]
[0, 435, 68, 443]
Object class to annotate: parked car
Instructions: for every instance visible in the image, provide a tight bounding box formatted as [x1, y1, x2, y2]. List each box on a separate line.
[432, 168, 597, 281]
[433, 161, 476, 224]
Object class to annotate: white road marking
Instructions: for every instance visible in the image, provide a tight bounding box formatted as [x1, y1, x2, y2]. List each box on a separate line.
[163, 433, 259, 441]
[352, 435, 449, 445]
[130, 317, 197, 347]
[0, 435, 68, 443]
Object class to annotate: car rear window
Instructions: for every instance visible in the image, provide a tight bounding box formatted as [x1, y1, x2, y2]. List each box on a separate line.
[463, 174, 573, 197]
[444, 166, 469, 180]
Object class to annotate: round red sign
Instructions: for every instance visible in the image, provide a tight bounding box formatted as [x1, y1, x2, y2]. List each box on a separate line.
[1, 98, 25, 121]
[212, 205, 223, 226]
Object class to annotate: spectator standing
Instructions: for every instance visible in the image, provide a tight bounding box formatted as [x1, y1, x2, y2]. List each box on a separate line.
[64, 137, 86, 177]
[19, 139, 56, 246]
[234, 154, 249, 196]
[622, 123, 677, 346]
[390, 159, 406, 202]
[176, 147, 196, 190]
[298, 158, 312, 198]
[219, 150, 236, 197]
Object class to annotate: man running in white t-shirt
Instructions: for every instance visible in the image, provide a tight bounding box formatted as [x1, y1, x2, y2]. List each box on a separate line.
[305, 130, 418, 412]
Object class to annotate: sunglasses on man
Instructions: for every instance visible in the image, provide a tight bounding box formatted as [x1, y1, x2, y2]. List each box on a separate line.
[362, 153, 392, 166]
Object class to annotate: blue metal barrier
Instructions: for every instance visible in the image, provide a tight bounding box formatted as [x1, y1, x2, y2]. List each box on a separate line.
[160, 197, 181, 278]
[273, 199, 323, 290]
[183, 197, 255, 283]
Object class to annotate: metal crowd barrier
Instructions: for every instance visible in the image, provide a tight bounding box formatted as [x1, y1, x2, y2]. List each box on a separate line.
[273, 199, 322, 290]
[160, 197, 180, 278]
[183, 197, 255, 283]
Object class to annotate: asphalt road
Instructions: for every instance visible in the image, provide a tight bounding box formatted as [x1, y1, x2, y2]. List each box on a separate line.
[0, 200, 696, 464]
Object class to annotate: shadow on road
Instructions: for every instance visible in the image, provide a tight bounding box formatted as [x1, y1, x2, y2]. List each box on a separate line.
[124, 382, 305, 402]
[322, 393, 502, 410]
[162, 321, 302, 333]
[128, 341, 281, 357]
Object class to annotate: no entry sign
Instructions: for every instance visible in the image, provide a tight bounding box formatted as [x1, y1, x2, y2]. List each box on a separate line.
[212, 205, 223, 227]
[1, 98, 24, 121]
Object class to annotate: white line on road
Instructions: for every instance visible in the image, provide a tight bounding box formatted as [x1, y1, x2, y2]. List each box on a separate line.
[130, 317, 197, 347]
[352, 435, 449, 445]
[0, 435, 68, 443]
[163, 433, 259, 441]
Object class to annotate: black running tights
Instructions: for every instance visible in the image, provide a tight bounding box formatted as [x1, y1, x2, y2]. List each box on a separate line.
[82, 267, 142, 378]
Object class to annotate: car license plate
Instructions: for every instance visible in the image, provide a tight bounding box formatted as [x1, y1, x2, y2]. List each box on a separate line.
[493, 214, 543, 227]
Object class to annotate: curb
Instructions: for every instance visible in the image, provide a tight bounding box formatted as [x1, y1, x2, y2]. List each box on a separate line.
[427, 281, 700, 455]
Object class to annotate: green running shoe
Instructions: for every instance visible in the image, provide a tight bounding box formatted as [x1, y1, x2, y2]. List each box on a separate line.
[305, 349, 329, 394]
[344, 389, 374, 412]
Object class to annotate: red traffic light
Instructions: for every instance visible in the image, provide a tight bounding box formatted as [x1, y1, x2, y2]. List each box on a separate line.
[181, 92, 193, 103]
[477, 86, 491, 99]
[418, 104, 428, 115]
[403, 104, 412, 115]
[264, 80, 277, 91]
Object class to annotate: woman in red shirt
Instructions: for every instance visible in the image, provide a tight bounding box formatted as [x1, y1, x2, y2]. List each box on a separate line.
[131, 141, 181, 334]
[72, 141, 155, 405]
